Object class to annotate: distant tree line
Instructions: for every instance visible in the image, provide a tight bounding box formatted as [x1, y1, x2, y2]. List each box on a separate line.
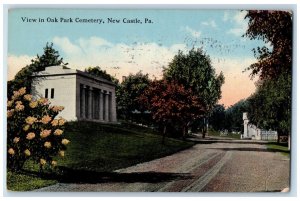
[209, 100, 248, 133]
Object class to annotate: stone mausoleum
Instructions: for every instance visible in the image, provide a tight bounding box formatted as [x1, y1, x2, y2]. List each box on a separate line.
[242, 112, 277, 141]
[31, 66, 117, 123]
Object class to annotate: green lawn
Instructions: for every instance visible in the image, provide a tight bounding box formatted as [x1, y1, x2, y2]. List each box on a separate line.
[208, 129, 241, 139]
[7, 121, 195, 191]
[266, 143, 290, 157]
[7, 170, 57, 191]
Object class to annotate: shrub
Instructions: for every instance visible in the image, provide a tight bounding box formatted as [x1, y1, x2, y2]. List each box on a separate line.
[7, 87, 70, 171]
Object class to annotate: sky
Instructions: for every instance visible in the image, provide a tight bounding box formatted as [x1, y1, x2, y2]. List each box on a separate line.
[7, 9, 266, 107]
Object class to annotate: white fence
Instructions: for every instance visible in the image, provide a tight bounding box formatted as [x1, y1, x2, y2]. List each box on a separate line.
[244, 123, 278, 141]
[245, 124, 278, 141]
[243, 113, 278, 141]
[260, 130, 278, 141]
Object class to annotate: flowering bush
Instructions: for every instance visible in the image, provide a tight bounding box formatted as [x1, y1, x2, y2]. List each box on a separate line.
[7, 87, 70, 171]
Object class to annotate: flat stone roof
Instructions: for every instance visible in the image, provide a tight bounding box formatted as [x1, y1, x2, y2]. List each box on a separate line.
[32, 65, 116, 86]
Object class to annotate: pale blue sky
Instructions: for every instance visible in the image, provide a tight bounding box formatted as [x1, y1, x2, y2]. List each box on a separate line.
[8, 9, 266, 106]
[9, 9, 263, 56]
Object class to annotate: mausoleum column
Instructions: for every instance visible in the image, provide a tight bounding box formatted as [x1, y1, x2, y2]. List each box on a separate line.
[99, 90, 104, 121]
[82, 85, 86, 119]
[110, 91, 117, 122]
[104, 91, 109, 121]
[243, 112, 249, 139]
[88, 87, 93, 119]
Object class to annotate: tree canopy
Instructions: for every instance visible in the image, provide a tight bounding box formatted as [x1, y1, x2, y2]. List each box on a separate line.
[209, 104, 226, 131]
[224, 99, 249, 132]
[139, 80, 205, 139]
[163, 48, 224, 112]
[247, 72, 291, 135]
[243, 10, 292, 80]
[85, 66, 118, 84]
[116, 71, 151, 120]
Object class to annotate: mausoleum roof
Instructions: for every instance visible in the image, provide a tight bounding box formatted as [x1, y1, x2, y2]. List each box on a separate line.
[32, 65, 116, 86]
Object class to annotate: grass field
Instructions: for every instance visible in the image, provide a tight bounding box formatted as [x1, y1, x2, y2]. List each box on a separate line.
[208, 129, 241, 139]
[7, 121, 195, 191]
[266, 142, 290, 157]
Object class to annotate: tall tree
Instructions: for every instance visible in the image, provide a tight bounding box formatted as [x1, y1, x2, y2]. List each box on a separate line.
[8, 42, 67, 97]
[244, 10, 292, 147]
[117, 71, 151, 121]
[139, 80, 205, 142]
[163, 48, 224, 137]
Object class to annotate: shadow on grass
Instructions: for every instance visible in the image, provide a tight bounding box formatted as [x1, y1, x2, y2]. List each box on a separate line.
[185, 137, 289, 146]
[21, 167, 192, 184]
[186, 138, 270, 145]
[207, 147, 290, 154]
[267, 141, 288, 147]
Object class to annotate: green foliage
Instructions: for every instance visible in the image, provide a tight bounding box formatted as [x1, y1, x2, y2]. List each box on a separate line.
[7, 160, 57, 191]
[247, 72, 291, 135]
[62, 121, 195, 171]
[266, 143, 290, 157]
[117, 71, 151, 120]
[163, 48, 225, 112]
[8, 42, 66, 97]
[85, 66, 119, 84]
[209, 104, 226, 131]
[7, 87, 70, 171]
[208, 129, 241, 140]
[224, 99, 249, 132]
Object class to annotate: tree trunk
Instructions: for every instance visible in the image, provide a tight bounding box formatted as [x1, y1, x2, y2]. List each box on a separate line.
[206, 118, 209, 137]
[202, 126, 206, 139]
[202, 117, 207, 138]
[182, 124, 188, 139]
[288, 134, 290, 151]
[162, 125, 166, 144]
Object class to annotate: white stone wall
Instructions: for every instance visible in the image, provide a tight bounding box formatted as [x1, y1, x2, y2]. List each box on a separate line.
[247, 124, 261, 140]
[31, 68, 77, 121]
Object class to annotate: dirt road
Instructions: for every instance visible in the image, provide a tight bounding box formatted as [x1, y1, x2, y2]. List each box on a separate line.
[35, 137, 290, 192]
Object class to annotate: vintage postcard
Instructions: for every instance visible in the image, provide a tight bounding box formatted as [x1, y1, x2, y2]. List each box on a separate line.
[6, 7, 292, 193]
